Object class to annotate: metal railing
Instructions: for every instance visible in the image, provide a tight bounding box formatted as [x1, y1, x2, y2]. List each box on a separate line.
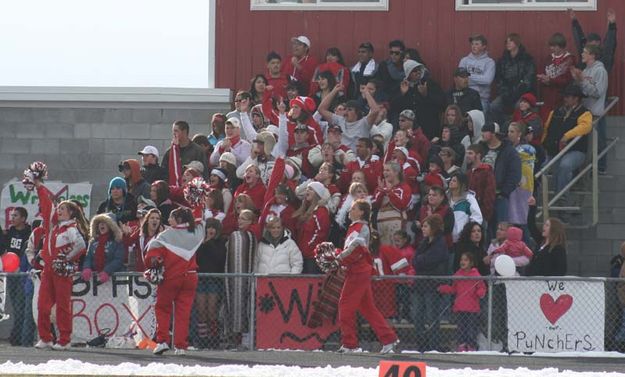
[2, 272, 625, 353]
[536, 97, 620, 225]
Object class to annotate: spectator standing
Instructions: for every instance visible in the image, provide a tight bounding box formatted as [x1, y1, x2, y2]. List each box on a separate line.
[138, 146, 167, 184]
[209, 118, 252, 168]
[465, 144, 496, 226]
[459, 34, 496, 113]
[571, 44, 609, 173]
[266, 51, 289, 100]
[438, 251, 486, 352]
[507, 122, 535, 236]
[255, 216, 303, 274]
[490, 33, 536, 125]
[527, 217, 567, 276]
[97, 177, 138, 224]
[249, 74, 269, 105]
[394, 60, 446, 140]
[372, 162, 412, 246]
[511, 93, 543, 143]
[3, 207, 32, 346]
[194, 219, 227, 349]
[81, 214, 125, 284]
[162, 121, 208, 178]
[293, 182, 331, 274]
[447, 173, 483, 244]
[536, 33, 576, 121]
[338, 137, 382, 194]
[570, 8, 617, 73]
[310, 47, 350, 98]
[282, 35, 318, 95]
[411, 214, 449, 352]
[350, 42, 378, 97]
[376, 40, 406, 101]
[119, 159, 151, 200]
[453, 221, 489, 276]
[208, 113, 226, 147]
[480, 122, 521, 234]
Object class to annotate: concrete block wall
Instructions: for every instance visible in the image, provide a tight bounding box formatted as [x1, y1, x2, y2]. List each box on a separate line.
[0, 105, 229, 217]
[565, 116, 625, 277]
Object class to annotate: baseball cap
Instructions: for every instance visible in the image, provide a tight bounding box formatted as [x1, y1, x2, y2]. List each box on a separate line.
[482, 122, 501, 134]
[327, 124, 343, 133]
[399, 109, 415, 121]
[138, 145, 160, 159]
[359, 42, 374, 52]
[291, 35, 311, 48]
[454, 67, 471, 77]
[183, 160, 204, 173]
[294, 123, 308, 132]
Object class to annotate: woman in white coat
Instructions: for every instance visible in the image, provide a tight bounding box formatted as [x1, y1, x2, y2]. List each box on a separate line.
[255, 216, 303, 274]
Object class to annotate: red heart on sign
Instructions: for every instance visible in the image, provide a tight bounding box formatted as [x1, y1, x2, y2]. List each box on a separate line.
[540, 294, 573, 325]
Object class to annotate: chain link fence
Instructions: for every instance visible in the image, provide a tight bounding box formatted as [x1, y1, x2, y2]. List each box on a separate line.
[1, 272, 625, 353]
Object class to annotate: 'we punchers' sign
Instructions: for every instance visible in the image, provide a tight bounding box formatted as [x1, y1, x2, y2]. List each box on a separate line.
[505, 280, 605, 353]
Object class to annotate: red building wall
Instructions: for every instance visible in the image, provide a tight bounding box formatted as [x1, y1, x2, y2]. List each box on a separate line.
[215, 0, 624, 113]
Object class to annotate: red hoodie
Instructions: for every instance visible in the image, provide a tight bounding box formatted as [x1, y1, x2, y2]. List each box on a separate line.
[295, 206, 330, 259]
[282, 54, 318, 94]
[438, 267, 486, 313]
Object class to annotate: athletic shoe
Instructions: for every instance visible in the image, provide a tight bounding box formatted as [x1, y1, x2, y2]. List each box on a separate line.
[52, 343, 70, 350]
[153, 342, 170, 355]
[337, 345, 363, 353]
[380, 340, 399, 354]
[34, 340, 53, 349]
[174, 348, 186, 356]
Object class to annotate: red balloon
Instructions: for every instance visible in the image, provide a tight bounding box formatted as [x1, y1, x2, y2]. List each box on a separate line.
[1, 252, 20, 273]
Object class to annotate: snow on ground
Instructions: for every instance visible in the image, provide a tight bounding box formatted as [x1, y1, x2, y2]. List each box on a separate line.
[2, 360, 625, 377]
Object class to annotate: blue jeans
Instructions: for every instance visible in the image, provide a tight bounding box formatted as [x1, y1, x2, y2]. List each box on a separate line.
[481, 99, 490, 115]
[553, 151, 586, 202]
[596, 117, 607, 171]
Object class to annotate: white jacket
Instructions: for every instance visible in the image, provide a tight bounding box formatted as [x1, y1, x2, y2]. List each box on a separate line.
[254, 231, 303, 274]
[209, 138, 252, 167]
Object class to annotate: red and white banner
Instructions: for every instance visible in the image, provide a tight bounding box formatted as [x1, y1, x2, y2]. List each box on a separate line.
[506, 279, 604, 353]
[33, 275, 155, 343]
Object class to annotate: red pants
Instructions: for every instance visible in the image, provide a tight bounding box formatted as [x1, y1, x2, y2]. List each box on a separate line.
[154, 273, 198, 349]
[338, 271, 397, 348]
[38, 269, 73, 345]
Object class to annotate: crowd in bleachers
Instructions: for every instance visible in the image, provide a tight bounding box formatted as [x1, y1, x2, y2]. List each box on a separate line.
[0, 9, 618, 353]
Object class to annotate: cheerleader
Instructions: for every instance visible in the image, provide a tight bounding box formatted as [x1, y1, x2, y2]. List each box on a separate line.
[145, 179, 207, 355]
[334, 199, 398, 353]
[26, 164, 88, 350]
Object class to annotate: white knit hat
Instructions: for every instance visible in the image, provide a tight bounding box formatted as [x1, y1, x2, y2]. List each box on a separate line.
[307, 181, 330, 202]
[219, 152, 237, 166]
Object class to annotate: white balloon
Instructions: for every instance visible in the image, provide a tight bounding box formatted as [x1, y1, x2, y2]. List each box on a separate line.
[494, 254, 516, 277]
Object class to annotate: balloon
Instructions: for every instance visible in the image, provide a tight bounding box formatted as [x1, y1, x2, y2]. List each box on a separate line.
[494, 254, 516, 277]
[1, 252, 20, 273]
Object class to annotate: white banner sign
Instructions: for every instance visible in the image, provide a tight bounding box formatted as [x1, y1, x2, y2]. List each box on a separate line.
[506, 279, 604, 353]
[33, 274, 156, 343]
[1, 178, 93, 229]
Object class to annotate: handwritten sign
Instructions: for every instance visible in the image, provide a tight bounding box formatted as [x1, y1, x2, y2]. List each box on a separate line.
[505, 280, 604, 353]
[32, 274, 156, 343]
[1, 178, 92, 228]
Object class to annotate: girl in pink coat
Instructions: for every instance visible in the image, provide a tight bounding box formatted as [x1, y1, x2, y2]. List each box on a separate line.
[438, 252, 486, 352]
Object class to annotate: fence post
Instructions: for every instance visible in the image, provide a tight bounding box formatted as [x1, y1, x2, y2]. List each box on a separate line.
[487, 277, 493, 350]
[248, 273, 256, 351]
[592, 127, 599, 225]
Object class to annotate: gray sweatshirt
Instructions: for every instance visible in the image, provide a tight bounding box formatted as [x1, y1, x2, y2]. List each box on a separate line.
[459, 52, 496, 102]
[580, 60, 608, 116]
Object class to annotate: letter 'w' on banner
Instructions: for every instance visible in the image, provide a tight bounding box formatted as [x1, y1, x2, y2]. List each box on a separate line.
[505, 280, 605, 353]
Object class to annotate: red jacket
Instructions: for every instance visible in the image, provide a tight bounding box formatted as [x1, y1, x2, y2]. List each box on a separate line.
[374, 245, 415, 276]
[438, 267, 486, 313]
[266, 71, 289, 101]
[467, 163, 496, 222]
[233, 180, 266, 212]
[339, 157, 383, 194]
[372, 182, 412, 212]
[295, 206, 330, 259]
[337, 221, 373, 275]
[282, 54, 318, 94]
[37, 185, 87, 268]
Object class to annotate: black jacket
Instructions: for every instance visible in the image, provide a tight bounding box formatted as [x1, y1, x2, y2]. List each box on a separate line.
[392, 78, 446, 140]
[141, 164, 168, 184]
[446, 87, 483, 114]
[572, 19, 616, 72]
[527, 244, 567, 276]
[481, 139, 522, 198]
[97, 193, 137, 224]
[196, 237, 227, 273]
[413, 235, 449, 276]
[495, 45, 536, 107]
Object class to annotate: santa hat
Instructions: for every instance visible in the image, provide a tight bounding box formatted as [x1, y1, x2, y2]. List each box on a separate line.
[289, 96, 316, 114]
[307, 181, 331, 202]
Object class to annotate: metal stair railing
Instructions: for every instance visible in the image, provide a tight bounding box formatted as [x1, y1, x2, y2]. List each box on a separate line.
[535, 96, 619, 225]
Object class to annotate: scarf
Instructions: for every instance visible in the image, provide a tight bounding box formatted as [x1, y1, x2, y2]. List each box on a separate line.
[351, 59, 376, 76]
[95, 233, 109, 272]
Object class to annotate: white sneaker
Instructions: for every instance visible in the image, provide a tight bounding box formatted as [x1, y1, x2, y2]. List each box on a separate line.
[380, 340, 399, 354]
[34, 340, 53, 349]
[153, 342, 170, 355]
[52, 343, 71, 350]
[174, 348, 186, 356]
[337, 345, 363, 353]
